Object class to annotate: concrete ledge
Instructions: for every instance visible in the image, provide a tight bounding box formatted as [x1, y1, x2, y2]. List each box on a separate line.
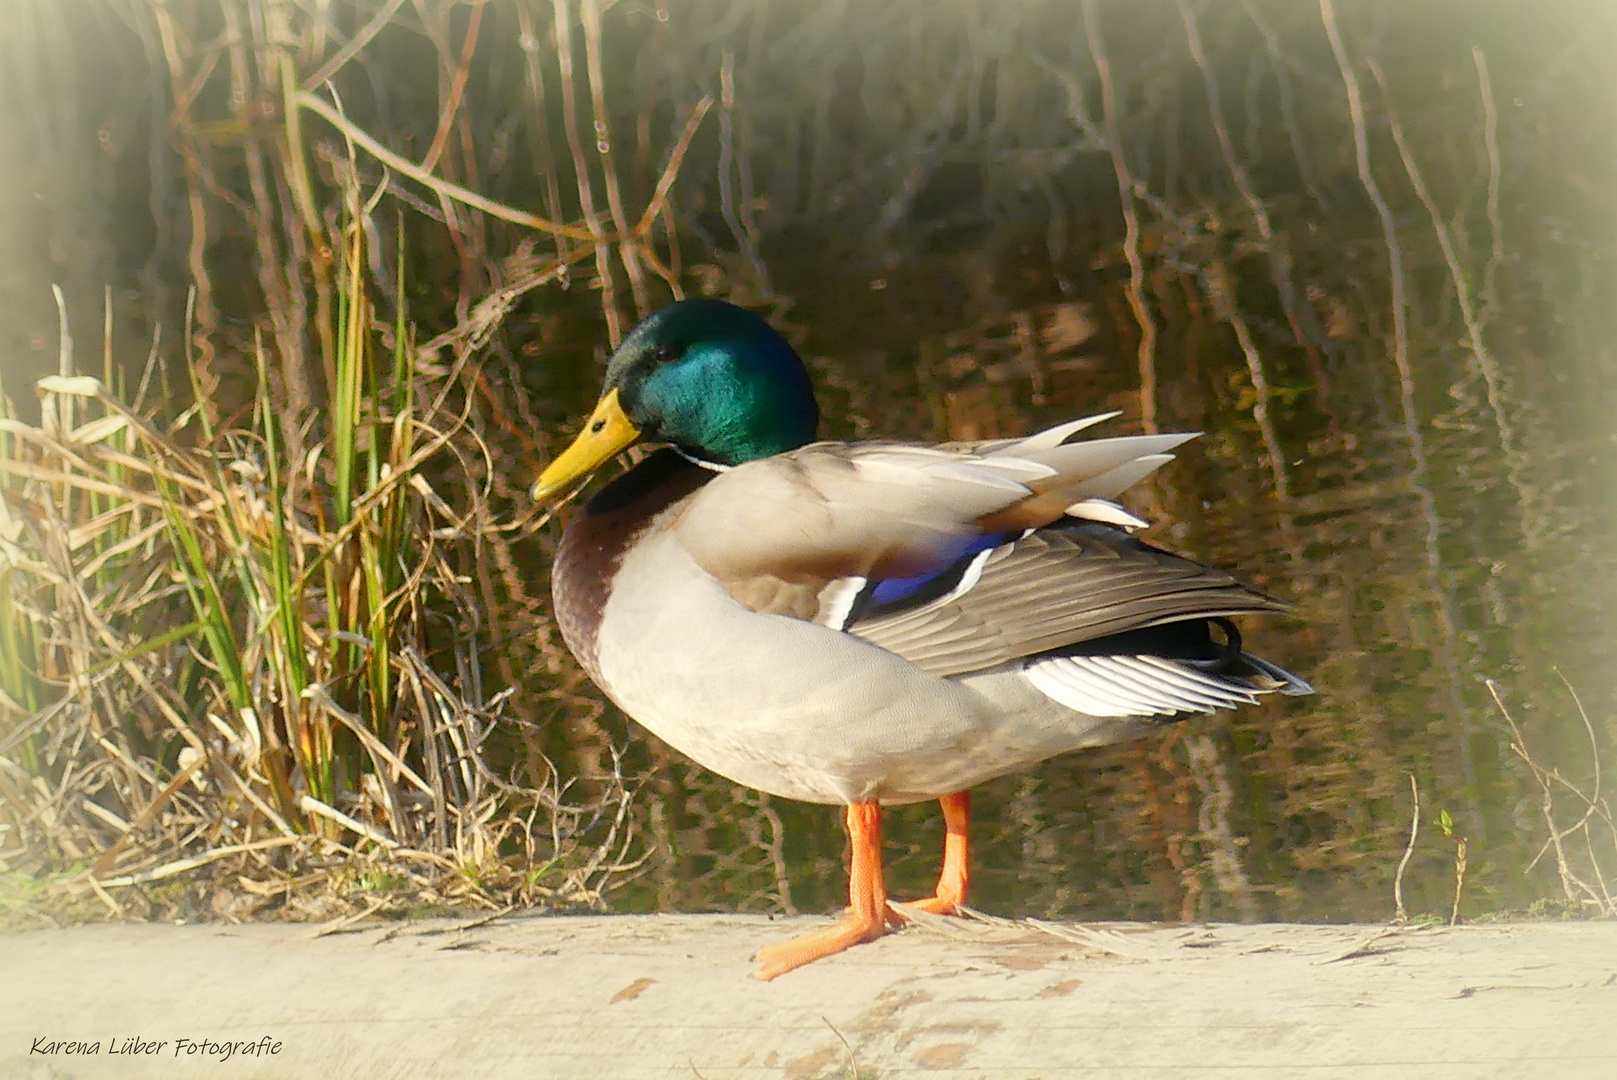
[4, 913, 1614, 1079]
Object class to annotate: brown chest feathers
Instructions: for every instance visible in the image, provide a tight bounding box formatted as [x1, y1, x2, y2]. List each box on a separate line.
[551, 448, 715, 679]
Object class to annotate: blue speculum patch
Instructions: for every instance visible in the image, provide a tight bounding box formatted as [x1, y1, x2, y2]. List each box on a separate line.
[865, 531, 1010, 610]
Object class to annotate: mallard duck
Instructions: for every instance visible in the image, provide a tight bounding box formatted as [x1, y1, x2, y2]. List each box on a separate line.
[532, 299, 1310, 979]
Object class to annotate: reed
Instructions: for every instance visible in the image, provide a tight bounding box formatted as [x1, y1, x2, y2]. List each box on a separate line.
[0, 0, 700, 920]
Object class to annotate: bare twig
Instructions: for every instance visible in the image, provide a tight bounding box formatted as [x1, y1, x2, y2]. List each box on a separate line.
[553, 0, 623, 345]
[1487, 678, 1613, 916]
[420, 1, 484, 175]
[581, 0, 651, 316]
[1393, 774, 1420, 923]
[294, 90, 595, 241]
[301, 0, 410, 90]
[822, 1016, 861, 1080]
[1450, 833, 1468, 926]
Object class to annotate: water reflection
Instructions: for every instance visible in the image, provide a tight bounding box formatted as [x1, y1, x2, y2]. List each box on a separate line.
[538, 203, 1614, 924]
[494, 0, 1616, 925]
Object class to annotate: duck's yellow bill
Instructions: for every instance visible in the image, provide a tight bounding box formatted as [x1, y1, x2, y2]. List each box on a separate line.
[531, 388, 642, 501]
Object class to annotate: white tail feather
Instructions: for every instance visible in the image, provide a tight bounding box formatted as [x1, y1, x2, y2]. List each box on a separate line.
[1025, 654, 1265, 718]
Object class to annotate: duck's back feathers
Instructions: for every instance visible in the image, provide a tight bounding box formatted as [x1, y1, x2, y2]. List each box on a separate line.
[673, 442, 1034, 586]
[666, 417, 1282, 677]
[845, 525, 1287, 677]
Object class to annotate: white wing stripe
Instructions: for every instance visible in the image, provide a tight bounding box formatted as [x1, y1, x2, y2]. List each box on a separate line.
[1024, 659, 1148, 717]
[940, 548, 995, 606]
[1074, 656, 1224, 713]
[1066, 498, 1151, 530]
[817, 576, 867, 630]
[1132, 655, 1262, 703]
[1113, 655, 1258, 707]
[1024, 653, 1268, 718]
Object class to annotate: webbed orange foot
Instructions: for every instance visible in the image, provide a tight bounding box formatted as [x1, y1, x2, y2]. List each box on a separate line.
[753, 801, 891, 980]
[752, 910, 887, 980]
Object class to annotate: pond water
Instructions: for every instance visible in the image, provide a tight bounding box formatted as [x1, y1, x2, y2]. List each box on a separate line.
[505, 5, 1617, 924]
[527, 214, 1614, 926]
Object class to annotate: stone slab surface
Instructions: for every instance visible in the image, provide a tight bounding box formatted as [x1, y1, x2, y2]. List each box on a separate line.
[3, 913, 1615, 1079]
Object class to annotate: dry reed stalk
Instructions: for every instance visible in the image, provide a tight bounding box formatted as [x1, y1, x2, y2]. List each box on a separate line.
[419, 246, 599, 367]
[517, 3, 574, 266]
[300, 0, 410, 90]
[2, 288, 639, 922]
[581, 0, 652, 317]
[420, 0, 484, 176]
[294, 91, 595, 241]
[413, 0, 490, 297]
[553, 0, 624, 346]
[226, 1, 315, 420]
[145, 1, 220, 423]
[632, 97, 714, 300]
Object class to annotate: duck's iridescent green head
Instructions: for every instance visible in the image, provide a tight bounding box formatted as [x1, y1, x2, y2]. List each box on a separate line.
[532, 300, 819, 500]
[608, 299, 818, 464]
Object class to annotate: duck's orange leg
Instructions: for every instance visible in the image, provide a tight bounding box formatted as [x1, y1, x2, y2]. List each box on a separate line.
[898, 790, 970, 915]
[753, 801, 893, 980]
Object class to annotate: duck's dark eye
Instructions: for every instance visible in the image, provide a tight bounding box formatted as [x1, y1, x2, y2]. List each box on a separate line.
[590, 418, 607, 433]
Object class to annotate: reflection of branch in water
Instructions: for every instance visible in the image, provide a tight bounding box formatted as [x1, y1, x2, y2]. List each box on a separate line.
[1393, 773, 1419, 923]
[1238, 0, 1331, 214]
[1473, 47, 1506, 334]
[583, 0, 651, 319]
[1368, 56, 1531, 551]
[1488, 677, 1615, 917]
[718, 50, 771, 300]
[1319, 0, 1478, 812]
[1082, 0, 1157, 435]
[516, 6, 572, 268]
[553, 0, 622, 346]
[1185, 732, 1261, 922]
[1198, 259, 1292, 508]
[1176, 0, 1329, 403]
